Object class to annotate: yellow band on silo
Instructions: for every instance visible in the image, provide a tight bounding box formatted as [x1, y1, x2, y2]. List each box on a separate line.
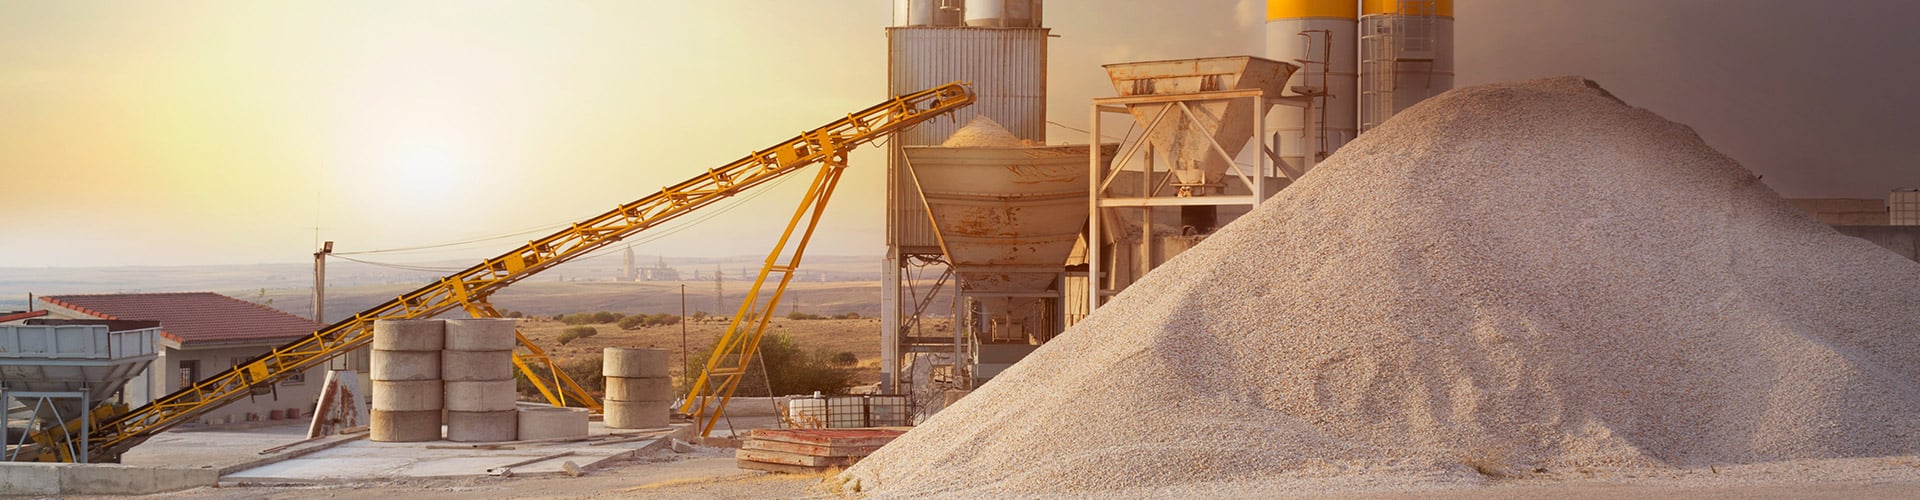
[1268, 0, 1359, 20]
[1361, 0, 1453, 17]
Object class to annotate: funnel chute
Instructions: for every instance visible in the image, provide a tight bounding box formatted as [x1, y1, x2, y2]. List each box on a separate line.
[906, 118, 1118, 342]
[1103, 56, 1296, 190]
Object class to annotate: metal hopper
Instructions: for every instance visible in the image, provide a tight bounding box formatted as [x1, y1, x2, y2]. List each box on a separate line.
[1103, 56, 1297, 190]
[905, 142, 1119, 342]
[2, 321, 158, 434]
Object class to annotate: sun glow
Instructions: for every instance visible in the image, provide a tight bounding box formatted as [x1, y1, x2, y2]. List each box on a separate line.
[388, 146, 462, 200]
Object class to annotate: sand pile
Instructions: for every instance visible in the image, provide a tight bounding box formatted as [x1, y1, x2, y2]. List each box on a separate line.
[940, 115, 1028, 147]
[841, 77, 1920, 497]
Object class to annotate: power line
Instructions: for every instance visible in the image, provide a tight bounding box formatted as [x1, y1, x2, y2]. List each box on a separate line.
[330, 219, 578, 256]
[327, 254, 467, 273]
[1047, 120, 1130, 142]
[325, 164, 814, 274]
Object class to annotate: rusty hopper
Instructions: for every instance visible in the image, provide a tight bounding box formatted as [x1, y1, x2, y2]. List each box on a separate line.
[1103, 56, 1296, 189]
[905, 142, 1119, 342]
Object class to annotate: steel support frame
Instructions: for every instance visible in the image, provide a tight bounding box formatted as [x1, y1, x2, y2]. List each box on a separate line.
[1087, 90, 1292, 312]
[882, 251, 951, 395]
[682, 153, 851, 437]
[3, 389, 91, 463]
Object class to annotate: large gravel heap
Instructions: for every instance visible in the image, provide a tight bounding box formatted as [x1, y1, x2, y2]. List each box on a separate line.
[841, 77, 1920, 497]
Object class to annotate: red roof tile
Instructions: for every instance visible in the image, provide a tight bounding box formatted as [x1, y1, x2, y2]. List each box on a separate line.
[0, 310, 49, 323]
[40, 292, 320, 345]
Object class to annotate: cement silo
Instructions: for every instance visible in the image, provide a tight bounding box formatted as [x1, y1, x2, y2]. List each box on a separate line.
[1358, 0, 1454, 131]
[893, 0, 963, 27]
[1266, 0, 1358, 173]
[964, 0, 1041, 27]
[883, 2, 1048, 393]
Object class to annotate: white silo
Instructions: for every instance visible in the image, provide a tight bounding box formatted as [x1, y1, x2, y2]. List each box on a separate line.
[964, 0, 1041, 28]
[894, 0, 963, 27]
[1358, 0, 1454, 131]
[1266, 0, 1358, 173]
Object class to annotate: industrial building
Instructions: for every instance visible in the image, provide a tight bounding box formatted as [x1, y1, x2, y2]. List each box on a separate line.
[4, 0, 1919, 497]
[880, 0, 1462, 397]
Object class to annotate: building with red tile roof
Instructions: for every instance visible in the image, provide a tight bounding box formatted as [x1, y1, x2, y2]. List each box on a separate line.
[39, 292, 320, 347]
[34, 292, 326, 425]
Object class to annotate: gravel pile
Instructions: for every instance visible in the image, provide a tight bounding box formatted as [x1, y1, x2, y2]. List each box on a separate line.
[940, 115, 1028, 147]
[841, 77, 1920, 497]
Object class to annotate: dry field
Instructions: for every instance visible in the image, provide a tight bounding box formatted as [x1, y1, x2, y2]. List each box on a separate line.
[515, 315, 892, 389]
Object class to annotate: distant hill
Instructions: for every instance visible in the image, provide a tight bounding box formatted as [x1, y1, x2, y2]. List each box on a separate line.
[0, 253, 893, 315]
[261, 279, 923, 324]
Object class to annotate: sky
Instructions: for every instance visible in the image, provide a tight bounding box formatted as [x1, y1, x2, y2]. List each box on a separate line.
[2, 0, 1915, 268]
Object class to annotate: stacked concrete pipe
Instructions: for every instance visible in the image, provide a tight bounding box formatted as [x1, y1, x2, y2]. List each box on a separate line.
[443, 319, 519, 442]
[370, 319, 444, 442]
[602, 347, 673, 429]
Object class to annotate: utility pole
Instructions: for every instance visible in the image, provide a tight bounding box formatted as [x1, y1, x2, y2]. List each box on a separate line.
[313, 241, 333, 323]
[687, 284, 695, 398]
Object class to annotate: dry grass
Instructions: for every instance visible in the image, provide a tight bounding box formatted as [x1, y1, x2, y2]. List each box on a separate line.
[514, 316, 884, 387]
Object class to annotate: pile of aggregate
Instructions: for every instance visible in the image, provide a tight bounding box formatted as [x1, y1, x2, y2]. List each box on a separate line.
[840, 77, 1920, 497]
[940, 115, 1038, 147]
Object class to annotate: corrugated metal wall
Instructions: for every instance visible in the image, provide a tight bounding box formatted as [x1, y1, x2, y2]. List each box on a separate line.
[887, 27, 1049, 250]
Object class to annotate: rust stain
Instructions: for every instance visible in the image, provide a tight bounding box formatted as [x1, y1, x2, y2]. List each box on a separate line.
[948, 207, 1020, 238]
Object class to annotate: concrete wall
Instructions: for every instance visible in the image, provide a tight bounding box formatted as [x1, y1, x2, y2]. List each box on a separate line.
[0, 462, 217, 495]
[157, 344, 324, 425]
[1835, 225, 1920, 262]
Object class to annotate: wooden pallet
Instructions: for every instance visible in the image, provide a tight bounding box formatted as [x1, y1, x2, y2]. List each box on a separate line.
[735, 428, 908, 474]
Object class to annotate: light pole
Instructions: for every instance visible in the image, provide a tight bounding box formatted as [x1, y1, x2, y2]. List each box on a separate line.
[313, 241, 332, 323]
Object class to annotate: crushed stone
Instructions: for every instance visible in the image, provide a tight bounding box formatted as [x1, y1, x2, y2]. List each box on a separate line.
[841, 77, 1920, 497]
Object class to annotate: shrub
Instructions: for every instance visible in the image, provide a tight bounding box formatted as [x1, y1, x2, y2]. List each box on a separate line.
[590, 311, 620, 324]
[834, 312, 862, 320]
[616, 313, 681, 330]
[693, 332, 858, 397]
[831, 352, 859, 366]
[501, 310, 524, 319]
[556, 326, 598, 345]
[787, 312, 825, 320]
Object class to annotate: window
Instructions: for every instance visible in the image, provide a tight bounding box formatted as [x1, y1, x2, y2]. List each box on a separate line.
[178, 360, 199, 389]
[283, 370, 306, 386]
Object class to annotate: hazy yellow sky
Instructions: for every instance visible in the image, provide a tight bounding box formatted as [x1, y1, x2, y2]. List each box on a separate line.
[4, 1, 1915, 267]
[0, 1, 1265, 267]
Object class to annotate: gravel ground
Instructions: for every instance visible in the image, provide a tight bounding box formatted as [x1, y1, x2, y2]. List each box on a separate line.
[839, 77, 1920, 497]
